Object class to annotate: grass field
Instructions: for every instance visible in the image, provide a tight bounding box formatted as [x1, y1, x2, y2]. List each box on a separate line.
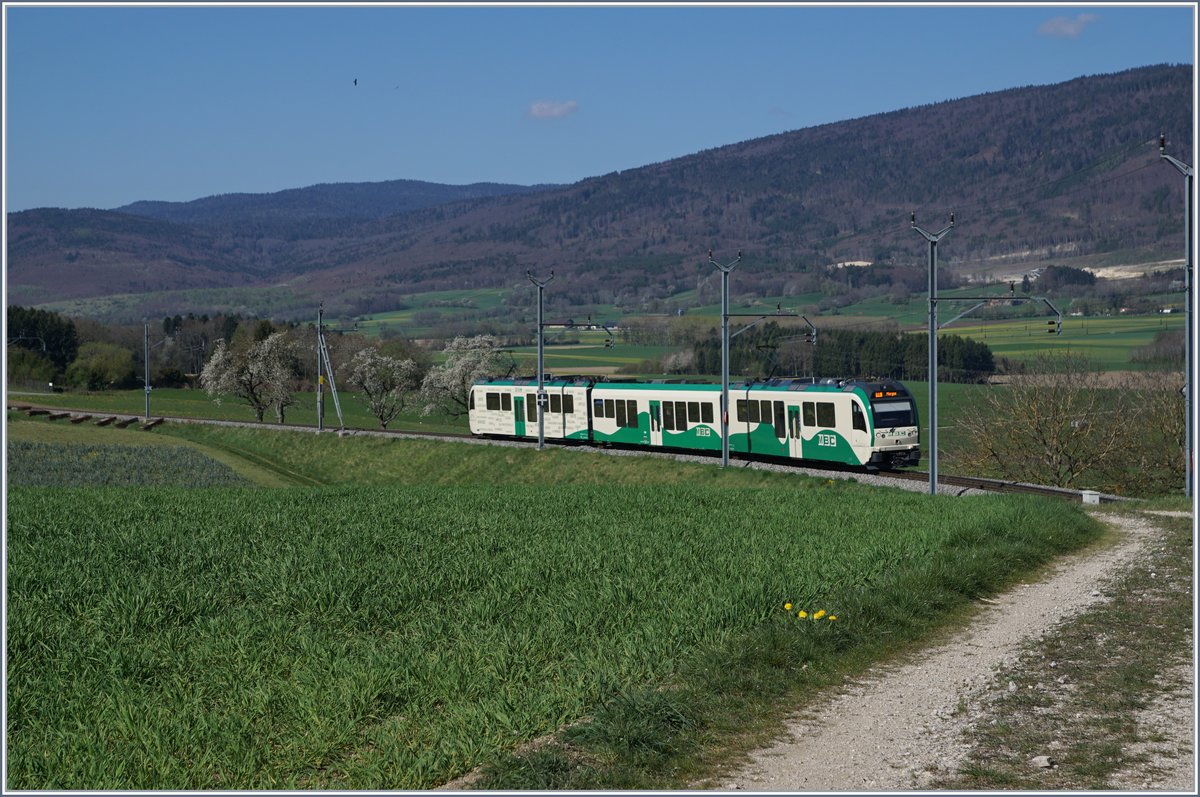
[6, 416, 1105, 789]
[938, 314, 1183, 370]
[7, 387, 466, 435]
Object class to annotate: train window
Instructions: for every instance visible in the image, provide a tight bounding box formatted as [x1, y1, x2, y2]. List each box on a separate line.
[773, 401, 785, 438]
[852, 402, 866, 432]
[527, 394, 537, 422]
[817, 402, 836, 428]
[564, 394, 574, 414]
[604, 398, 615, 419]
[594, 398, 604, 418]
[501, 393, 512, 412]
[701, 403, 714, 424]
[871, 400, 914, 428]
[651, 403, 660, 431]
[663, 401, 675, 431]
[470, 390, 475, 410]
[675, 402, 688, 429]
[803, 402, 816, 427]
[789, 407, 801, 438]
[747, 400, 760, 424]
[760, 401, 772, 424]
[615, 400, 628, 428]
[687, 402, 699, 423]
[736, 399, 748, 422]
[550, 394, 562, 414]
[487, 392, 501, 411]
[627, 400, 638, 426]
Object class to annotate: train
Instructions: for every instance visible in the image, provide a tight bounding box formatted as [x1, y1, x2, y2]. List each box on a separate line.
[468, 376, 921, 469]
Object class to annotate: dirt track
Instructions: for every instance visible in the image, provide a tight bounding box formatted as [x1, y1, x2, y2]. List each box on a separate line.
[718, 511, 1194, 792]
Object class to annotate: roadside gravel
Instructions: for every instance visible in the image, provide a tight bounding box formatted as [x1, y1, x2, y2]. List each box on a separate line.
[717, 511, 1192, 792]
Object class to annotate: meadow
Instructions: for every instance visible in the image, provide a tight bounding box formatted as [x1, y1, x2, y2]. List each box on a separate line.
[5, 416, 1108, 789]
[8, 387, 467, 435]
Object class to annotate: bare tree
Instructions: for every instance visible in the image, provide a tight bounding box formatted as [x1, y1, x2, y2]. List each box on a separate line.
[955, 352, 1183, 494]
[200, 332, 298, 422]
[347, 346, 422, 429]
[420, 335, 506, 417]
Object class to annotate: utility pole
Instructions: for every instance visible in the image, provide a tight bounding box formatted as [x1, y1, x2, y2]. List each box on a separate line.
[1160, 134, 1194, 498]
[317, 304, 325, 432]
[142, 321, 168, 420]
[912, 212, 955, 496]
[527, 269, 554, 450]
[144, 322, 151, 420]
[709, 249, 742, 468]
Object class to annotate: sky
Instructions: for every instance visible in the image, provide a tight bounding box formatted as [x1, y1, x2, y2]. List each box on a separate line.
[2, 2, 1195, 212]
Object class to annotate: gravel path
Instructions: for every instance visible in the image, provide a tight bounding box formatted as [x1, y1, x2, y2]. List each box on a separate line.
[719, 511, 1192, 792]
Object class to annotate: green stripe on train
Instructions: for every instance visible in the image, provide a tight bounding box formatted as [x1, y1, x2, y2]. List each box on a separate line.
[800, 429, 860, 465]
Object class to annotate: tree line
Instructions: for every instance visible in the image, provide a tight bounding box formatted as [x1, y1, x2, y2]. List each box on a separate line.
[688, 322, 996, 383]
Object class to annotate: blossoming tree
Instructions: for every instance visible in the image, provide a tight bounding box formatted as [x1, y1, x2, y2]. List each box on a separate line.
[199, 332, 299, 423]
[347, 346, 422, 429]
[419, 334, 507, 417]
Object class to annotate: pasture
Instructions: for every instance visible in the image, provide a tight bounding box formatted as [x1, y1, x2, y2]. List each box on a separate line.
[940, 313, 1183, 370]
[5, 416, 1106, 789]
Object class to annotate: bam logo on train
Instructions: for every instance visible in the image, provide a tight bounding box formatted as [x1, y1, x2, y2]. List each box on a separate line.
[469, 376, 920, 469]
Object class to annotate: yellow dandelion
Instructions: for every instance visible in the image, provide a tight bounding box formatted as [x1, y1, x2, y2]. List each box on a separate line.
[828, 615, 837, 621]
[813, 609, 826, 620]
[797, 610, 807, 619]
[783, 602, 792, 611]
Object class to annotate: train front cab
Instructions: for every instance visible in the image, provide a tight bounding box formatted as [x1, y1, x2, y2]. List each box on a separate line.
[861, 382, 921, 469]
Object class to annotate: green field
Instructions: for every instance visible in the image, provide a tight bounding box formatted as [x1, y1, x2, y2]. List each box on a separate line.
[7, 387, 466, 435]
[6, 416, 1105, 789]
[351, 288, 512, 338]
[938, 314, 1183, 370]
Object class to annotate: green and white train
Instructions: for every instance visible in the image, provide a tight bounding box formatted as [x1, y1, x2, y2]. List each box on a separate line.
[468, 376, 921, 469]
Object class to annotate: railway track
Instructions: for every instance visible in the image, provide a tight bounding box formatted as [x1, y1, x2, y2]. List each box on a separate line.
[875, 468, 1119, 502]
[8, 401, 1124, 503]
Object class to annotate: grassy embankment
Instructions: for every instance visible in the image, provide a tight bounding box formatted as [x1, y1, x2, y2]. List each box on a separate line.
[6, 415, 1106, 789]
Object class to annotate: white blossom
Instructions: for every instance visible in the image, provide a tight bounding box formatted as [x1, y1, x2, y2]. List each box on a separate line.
[199, 332, 299, 423]
[420, 335, 507, 417]
[347, 346, 422, 429]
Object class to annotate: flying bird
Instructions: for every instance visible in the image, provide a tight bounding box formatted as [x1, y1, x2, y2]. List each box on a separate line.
[353, 78, 357, 86]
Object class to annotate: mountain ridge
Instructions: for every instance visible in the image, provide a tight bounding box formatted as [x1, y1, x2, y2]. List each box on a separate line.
[6, 63, 1192, 322]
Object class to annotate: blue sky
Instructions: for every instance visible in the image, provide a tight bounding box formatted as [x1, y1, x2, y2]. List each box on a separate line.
[3, 2, 1195, 212]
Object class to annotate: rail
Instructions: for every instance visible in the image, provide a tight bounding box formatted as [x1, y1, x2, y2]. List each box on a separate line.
[7, 401, 1130, 503]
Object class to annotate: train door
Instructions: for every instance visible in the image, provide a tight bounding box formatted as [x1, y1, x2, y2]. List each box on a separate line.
[788, 405, 802, 460]
[849, 398, 870, 450]
[514, 395, 526, 437]
[649, 400, 663, 447]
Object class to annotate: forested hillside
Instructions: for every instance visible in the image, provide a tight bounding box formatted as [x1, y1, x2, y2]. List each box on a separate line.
[6, 64, 1191, 322]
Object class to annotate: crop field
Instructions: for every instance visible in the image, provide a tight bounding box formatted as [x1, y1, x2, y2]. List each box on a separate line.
[941, 314, 1183, 370]
[507, 340, 674, 373]
[7, 440, 250, 487]
[351, 288, 512, 338]
[7, 443, 1103, 789]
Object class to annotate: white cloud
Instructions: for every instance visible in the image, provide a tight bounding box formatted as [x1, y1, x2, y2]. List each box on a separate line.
[529, 100, 579, 120]
[1037, 13, 1098, 38]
